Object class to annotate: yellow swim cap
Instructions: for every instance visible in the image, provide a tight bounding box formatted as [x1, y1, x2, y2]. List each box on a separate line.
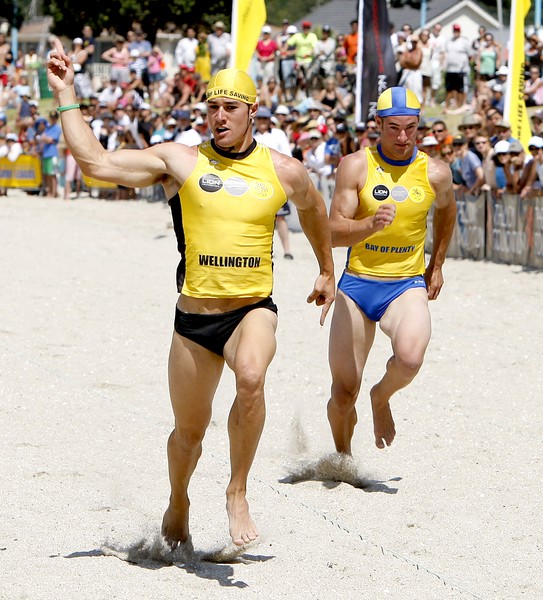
[376, 87, 421, 117]
[206, 68, 257, 104]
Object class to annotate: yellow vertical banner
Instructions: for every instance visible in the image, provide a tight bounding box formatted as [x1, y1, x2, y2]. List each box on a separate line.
[504, 0, 532, 149]
[231, 0, 267, 72]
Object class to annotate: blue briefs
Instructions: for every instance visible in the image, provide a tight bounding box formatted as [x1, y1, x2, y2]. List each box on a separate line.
[338, 272, 427, 322]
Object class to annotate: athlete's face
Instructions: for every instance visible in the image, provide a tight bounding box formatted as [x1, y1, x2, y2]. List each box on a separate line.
[207, 97, 256, 151]
[377, 115, 419, 160]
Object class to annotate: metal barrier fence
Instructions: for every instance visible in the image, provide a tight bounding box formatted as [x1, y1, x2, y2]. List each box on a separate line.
[426, 190, 543, 269]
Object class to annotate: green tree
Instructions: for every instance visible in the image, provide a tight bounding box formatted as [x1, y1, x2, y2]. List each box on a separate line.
[0, 0, 32, 29]
[43, 0, 232, 41]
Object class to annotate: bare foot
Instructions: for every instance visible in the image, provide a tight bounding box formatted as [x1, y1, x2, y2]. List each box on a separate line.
[161, 497, 190, 550]
[226, 492, 259, 546]
[370, 385, 396, 449]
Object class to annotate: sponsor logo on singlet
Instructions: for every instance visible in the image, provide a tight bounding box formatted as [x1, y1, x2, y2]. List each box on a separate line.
[199, 173, 223, 193]
[249, 180, 273, 200]
[372, 184, 389, 201]
[391, 185, 409, 202]
[409, 185, 425, 203]
[224, 177, 249, 196]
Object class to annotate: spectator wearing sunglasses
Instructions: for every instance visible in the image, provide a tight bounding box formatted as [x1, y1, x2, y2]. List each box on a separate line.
[431, 119, 453, 153]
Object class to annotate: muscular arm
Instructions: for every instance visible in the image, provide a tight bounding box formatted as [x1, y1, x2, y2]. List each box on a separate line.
[426, 157, 457, 300]
[47, 38, 193, 189]
[274, 152, 335, 324]
[329, 151, 396, 247]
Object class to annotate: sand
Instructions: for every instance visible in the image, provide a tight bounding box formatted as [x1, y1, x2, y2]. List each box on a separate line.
[1, 191, 542, 600]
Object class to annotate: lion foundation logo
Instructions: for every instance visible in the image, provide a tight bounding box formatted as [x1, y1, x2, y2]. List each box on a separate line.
[372, 184, 390, 201]
[199, 173, 223, 193]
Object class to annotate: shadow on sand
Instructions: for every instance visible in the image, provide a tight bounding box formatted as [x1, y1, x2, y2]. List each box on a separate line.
[64, 532, 274, 589]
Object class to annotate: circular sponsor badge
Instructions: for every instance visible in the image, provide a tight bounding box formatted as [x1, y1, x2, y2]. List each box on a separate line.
[409, 185, 425, 203]
[391, 185, 409, 202]
[249, 180, 273, 200]
[199, 173, 223, 193]
[372, 184, 390, 201]
[224, 176, 249, 197]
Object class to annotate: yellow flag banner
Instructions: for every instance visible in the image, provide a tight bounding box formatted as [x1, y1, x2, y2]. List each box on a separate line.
[232, 0, 267, 71]
[504, 0, 532, 149]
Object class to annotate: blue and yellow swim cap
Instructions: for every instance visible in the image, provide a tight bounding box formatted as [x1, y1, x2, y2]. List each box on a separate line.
[376, 87, 421, 117]
[206, 68, 257, 104]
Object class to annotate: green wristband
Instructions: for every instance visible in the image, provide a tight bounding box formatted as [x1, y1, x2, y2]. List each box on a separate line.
[57, 103, 80, 112]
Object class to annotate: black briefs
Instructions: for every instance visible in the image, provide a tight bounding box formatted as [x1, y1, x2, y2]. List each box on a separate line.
[174, 297, 278, 356]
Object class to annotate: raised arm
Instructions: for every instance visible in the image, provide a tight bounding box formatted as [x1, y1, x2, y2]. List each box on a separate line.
[274, 152, 335, 324]
[47, 38, 188, 189]
[329, 150, 396, 248]
[426, 157, 457, 300]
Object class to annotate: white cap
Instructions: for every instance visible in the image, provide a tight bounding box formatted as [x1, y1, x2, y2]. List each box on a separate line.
[6, 133, 18, 142]
[193, 101, 207, 114]
[139, 102, 151, 110]
[494, 140, 510, 154]
[286, 25, 298, 34]
[528, 135, 543, 148]
[274, 104, 290, 115]
[421, 135, 438, 146]
[262, 25, 272, 34]
[72, 37, 83, 45]
[496, 65, 509, 76]
[150, 134, 164, 145]
[193, 116, 205, 126]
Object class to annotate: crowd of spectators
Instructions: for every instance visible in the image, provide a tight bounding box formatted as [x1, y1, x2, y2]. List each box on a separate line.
[2, 18, 543, 201]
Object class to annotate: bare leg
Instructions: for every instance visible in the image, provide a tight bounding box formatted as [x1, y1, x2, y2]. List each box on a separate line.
[327, 291, 376, 455]
[275, 215, 292, 258]
[372, 288, 431, 448]
[161, 332, 224, 548]
[223, 307, 277, 545]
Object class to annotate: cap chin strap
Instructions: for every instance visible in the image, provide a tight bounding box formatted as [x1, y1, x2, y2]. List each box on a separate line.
[377, 144, 418, 166]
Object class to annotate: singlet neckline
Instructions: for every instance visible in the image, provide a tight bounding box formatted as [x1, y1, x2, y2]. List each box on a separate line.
[376, 144, 418, 167]
[211, 139, 257, 160]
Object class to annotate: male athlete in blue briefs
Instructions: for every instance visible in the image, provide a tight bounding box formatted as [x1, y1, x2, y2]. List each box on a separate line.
[47, 40, 335, 549]
[327, 86, 456, 454]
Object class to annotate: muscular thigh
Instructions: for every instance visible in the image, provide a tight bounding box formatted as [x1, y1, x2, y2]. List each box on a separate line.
[379, 288, 431, 359]
[329, 290, 376, 392]
[224, 307, 278, 376]
[168, 331, 225, 428]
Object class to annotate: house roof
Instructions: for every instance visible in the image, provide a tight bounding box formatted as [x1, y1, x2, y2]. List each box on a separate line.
[296, 0, 502, 39]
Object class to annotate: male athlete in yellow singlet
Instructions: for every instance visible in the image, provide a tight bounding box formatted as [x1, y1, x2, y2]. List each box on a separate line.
[327, 87, 456, 454]
[47, 40, 335, 548]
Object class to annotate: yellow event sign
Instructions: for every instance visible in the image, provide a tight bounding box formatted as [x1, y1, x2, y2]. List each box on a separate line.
[0, 155, 42, 188]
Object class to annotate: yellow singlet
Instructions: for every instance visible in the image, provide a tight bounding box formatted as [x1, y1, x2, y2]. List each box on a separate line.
[176, 141, 287, 298]
[347, 146, 436, 277]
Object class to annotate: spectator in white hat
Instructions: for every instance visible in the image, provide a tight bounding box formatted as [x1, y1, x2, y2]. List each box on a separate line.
[207, 21, 231, 75]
